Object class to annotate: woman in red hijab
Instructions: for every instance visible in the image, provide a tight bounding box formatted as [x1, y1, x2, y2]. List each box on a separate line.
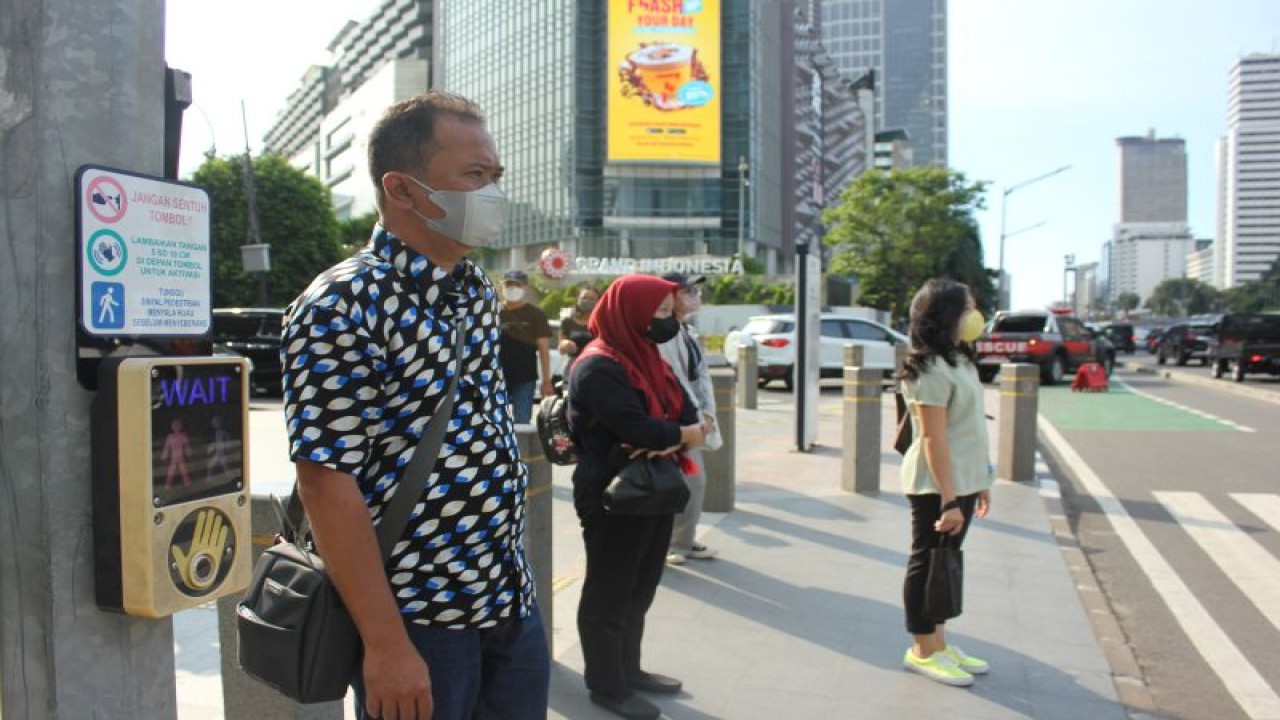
[567, 274, 707, 720]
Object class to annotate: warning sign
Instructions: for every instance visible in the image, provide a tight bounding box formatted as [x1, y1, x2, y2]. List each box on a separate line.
[76, 166, 212, 337]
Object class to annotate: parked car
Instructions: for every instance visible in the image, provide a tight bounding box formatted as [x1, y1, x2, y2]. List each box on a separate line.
[723, 313, 907, 390]
[211, 308, 286, 395]
[1209, 313, 1280, 382]
[1155, 322, 1215, 366]
[973, 309, 1115, 385]
[1101, 323, 1136, 354]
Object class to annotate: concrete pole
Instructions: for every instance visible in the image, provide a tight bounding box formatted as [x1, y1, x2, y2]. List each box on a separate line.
[1, 1, 176, 717]
[997, 363, 1040, 482]
[736, 344, 758, 410]
[217, 498, 343, 719]
[841, 345, 881, 493]
[516, 429, 554, 645]
[703, 369, 737, 512]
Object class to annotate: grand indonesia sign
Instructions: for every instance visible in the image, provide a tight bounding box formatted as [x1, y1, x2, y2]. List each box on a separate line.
[539, 249, 744, 279]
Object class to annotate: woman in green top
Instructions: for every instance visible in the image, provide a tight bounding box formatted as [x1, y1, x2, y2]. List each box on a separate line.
[897, 279, 994, 687]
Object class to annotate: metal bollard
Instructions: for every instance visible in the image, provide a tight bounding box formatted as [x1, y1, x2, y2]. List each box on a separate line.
[736, 344, 758, 409]
[218, 495, 343, 719]
[894, 342, 909, 376]
[997, 363, 1039, 482]
[517, 428, 554, 645]
[841, 345, 882, 493]
[703, 368, 737, 512]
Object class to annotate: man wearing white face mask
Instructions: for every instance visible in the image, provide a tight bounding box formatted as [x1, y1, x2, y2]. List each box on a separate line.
[280, 91, 549, 720]
[498, 270, 553, 424]
[656, 273, 719, 565]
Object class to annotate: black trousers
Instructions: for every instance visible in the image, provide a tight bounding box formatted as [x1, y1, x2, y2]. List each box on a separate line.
[903, 493, 978, 635]
[577, 511, 674, 694]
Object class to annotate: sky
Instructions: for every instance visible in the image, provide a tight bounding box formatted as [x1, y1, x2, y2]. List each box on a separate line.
[165, 0, 1280, 311]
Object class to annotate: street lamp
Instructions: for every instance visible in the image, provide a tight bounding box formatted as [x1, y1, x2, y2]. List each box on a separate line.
[737, 156, 749, 262]
[997, 164, 1071, 309]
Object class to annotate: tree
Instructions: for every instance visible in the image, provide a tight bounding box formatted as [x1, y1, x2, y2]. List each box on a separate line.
[1115, 292, 1141, 313]
[822, 167, 988, 325]
[1145, 278, 1219, 317]
[192, 154, 348, 307]
[338, 211, 379, 254]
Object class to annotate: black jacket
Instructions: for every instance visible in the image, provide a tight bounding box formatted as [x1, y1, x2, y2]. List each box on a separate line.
[567, 354, 697, 520]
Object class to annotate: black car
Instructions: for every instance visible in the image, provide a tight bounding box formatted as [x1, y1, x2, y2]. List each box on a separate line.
[1156, 322, 1215, 366]
[1101, 323, 1136, 354]
[211, 308, 286, 394]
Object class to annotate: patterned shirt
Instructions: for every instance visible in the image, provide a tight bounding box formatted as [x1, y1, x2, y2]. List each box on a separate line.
[281, 226, 535, 629]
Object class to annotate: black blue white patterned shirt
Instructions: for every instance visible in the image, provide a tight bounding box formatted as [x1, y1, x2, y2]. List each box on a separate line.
[281, 226, 535, 629]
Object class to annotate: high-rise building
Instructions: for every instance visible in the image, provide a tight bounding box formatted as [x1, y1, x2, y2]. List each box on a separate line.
[1116, 131, 1187, 224]
[262, 0, 433, 219]
[1218, 53, 1280, 288]
[1186, 239, 1215, 285]
[819, 0, 947, 166]
[434, 0, 868, 275]
[1108, 130, 1193, 304]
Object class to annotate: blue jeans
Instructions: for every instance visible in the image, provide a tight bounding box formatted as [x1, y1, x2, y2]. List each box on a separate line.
[509, 380, 536, 425]
[352, 607, 549, 720]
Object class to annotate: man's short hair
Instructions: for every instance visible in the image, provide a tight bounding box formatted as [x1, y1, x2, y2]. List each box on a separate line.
[367, 91, 486, 202]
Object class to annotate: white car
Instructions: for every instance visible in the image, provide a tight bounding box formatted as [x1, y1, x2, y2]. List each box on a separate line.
[724, 313, 907, 390]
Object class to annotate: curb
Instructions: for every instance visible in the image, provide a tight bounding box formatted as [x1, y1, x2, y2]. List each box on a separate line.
[1033, 436, 1161, 719]
[1121, 360, 1280, 407]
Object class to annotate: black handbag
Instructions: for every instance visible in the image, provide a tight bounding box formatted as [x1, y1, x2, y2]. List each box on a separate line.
[893, 391, 912, 455]
[923, 535, 964, 621]
[602, 455, 690, 516]
[236, 328, 464, 704]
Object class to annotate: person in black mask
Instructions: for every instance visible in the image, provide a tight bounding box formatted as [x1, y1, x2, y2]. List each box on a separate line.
[558, 286, 599, 362]
[568, 274, 706, 720]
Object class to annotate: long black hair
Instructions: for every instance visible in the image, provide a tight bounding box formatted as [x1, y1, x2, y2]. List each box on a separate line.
[898, 279, 976, 381]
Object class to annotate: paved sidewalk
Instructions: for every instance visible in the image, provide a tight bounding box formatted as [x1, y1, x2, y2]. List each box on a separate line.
[176, 385, 1126, 719]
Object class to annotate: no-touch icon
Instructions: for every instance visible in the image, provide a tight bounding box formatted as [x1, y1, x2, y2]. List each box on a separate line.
[91, 282, 125, 330]
[87, 175, 128, 223]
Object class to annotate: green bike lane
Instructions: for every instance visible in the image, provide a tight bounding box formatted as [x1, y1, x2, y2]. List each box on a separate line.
[1037, 371, 1280, 720]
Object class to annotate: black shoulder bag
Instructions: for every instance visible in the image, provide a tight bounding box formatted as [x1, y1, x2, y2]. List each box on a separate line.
[236, 327, 466, 704]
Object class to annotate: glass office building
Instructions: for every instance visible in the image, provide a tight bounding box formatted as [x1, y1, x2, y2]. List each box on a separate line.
[435, 0, 863, 275]
[437, 0, 755, 269]
[820, 0, 947, 167]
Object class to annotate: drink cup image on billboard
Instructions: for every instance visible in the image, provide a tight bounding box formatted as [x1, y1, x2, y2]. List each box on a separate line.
[620, 43, 713, 110]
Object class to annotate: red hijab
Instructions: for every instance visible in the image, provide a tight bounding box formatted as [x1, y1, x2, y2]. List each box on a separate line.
[579, 275, 685, 421]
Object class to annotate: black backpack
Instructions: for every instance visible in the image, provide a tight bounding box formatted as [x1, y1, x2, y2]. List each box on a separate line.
[535, 381, 579, 465]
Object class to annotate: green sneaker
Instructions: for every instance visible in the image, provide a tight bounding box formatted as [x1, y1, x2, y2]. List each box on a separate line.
[902, 648, 974, 687]
[942, 645, 990, 674]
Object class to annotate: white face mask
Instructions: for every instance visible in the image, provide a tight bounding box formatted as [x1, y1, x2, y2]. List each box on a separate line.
[502, 286, 525, 303]
[404, 175, 508, 247]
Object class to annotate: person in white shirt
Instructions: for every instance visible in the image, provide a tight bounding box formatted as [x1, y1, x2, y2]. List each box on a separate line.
[656, 272, 720, 565]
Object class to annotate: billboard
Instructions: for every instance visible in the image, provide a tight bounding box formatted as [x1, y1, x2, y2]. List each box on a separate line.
[607, 0, 721, 164]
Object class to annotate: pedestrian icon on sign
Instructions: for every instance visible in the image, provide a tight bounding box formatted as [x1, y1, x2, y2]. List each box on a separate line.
[91, 282, 125, 330]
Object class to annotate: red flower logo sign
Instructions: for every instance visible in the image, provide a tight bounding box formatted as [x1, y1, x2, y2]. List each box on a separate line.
[539, 248, 574, 280]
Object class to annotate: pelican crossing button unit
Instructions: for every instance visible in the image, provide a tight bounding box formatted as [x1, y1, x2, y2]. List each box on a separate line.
[93, 356, 251, 617]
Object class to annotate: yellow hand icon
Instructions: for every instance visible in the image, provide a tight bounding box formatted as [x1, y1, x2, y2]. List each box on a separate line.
[171, 509, 229, 591]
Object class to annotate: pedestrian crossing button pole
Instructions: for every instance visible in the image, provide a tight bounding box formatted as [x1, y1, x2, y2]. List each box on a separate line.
[997, 363, 1039, 482]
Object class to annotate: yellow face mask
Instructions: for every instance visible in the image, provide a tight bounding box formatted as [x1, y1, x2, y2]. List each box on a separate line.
[958, 309, 986, 343]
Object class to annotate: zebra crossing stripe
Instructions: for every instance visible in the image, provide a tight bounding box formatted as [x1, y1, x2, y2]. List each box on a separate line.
[1232, 493, 1280, 534]
[1040, 418, 1280, 719]
[1115, 378, 1255, 432]
[1154, 491, 1280, 636]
